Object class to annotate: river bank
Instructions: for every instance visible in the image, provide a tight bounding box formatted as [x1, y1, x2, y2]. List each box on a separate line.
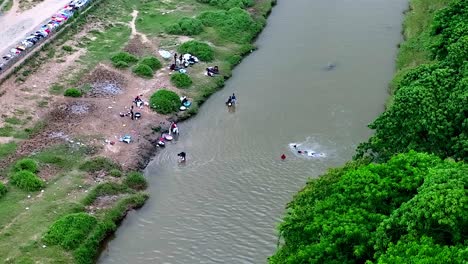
[271, 0, 467, 262]
[0, 0, 276, 262]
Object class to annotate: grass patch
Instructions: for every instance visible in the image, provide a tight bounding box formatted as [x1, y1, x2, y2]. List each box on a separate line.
[79, 156, 120, 173]
[82, 182, 132, 206]
[0, 0, 13, 12]
[124, 172, 148, 190]
[49, 84, 65, 95]
[171, 72, 193, 88]
[0, 142, 17, 158]
[0, 126, 14, 137]
[4, 117, 22, 125]
[32, 144, 86, 169]
[0, 171, 85, 262]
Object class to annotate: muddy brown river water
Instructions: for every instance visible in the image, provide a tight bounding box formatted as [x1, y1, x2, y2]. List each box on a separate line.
[99, 0, 408, 263]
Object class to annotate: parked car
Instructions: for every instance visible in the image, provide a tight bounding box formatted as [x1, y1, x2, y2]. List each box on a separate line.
[20, 40, 34, 48]
[2, 54, 15, 60]
[35, 30, 48, 38]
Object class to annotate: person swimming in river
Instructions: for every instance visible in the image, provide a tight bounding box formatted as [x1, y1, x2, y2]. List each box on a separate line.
[177, 152, 186, 162]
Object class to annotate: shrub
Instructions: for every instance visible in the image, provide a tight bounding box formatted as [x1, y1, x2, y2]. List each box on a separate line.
[79, 157, 120, 173]
[62, 45, 73, 52]
[124, 172, 147, 191]
[109, 169, 122, 177]
[132, 64, 153, 78]
[11, 171, 44, 191]
[170, 73, 192, 88]
[166, 17, 204, 36]
[0, 182, 7, 198]
[112, 61, 129, 69]
[149, 89, 180, 114]
[110, 52, 138, 64]
[178, 41, 214, 61]
[64, 88, 82, 97]
[43, 213, 97, 250]
[139, 56, 162, 71]
[14, 158, 38, 173]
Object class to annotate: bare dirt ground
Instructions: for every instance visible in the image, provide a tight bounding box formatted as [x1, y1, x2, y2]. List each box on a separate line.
[0, 0, 72, 55]
[0, 8, 188, 172]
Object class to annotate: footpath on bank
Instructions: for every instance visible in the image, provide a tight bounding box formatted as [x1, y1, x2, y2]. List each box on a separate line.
[0, 0, 276, 263]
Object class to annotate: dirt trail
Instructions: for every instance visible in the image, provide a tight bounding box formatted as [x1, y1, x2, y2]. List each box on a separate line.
[0, 0, 71, 55]
[129, 10, 149, 43]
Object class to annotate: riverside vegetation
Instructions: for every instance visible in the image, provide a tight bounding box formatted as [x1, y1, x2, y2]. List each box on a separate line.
[0, 0, 276, 263]
[270, 0, 467, 263]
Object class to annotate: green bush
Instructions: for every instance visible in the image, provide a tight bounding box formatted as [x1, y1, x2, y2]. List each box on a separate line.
[110, 52, 138, 64]
[166, 17, 204, 36]
[178, 41, 214, 61]
[43, 213, 97, 250]
[170, 73, 193, 88]
[198, 8, 261, 44]
[62, 45, 73, 52]
[14, 158, 38, 173]
[11, 171, 44, 191]
[124, 172, 148, 190]
[140, 56, 162, 71]
[0, 182, 7, 198]
[132, 64, 153, 78]
[109, 169, 122, 177]
[149, 89, 180, 114]
[79, 157, 120, 173]
[112, 60, 129, 69]
[64, 88, 82, 97]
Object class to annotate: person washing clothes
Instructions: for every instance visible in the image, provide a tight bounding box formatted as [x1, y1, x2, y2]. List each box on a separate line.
[170, 122, 179, 135]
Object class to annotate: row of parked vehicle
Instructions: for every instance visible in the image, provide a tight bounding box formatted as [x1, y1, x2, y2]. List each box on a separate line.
[0, 0, 91, 72]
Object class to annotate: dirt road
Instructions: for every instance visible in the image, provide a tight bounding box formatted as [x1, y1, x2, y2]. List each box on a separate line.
[0, 0, 71, 55]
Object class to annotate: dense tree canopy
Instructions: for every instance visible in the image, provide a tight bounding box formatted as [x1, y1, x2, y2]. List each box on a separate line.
[269, 152, 467, 264]
[356, 0, 468, 162]
[273, 1, 467, 262]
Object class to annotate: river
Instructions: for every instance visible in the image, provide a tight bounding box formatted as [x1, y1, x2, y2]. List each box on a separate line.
[99, 0, 407, 263]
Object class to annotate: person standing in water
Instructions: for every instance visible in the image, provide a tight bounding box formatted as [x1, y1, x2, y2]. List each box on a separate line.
[231, 93, 237, 104]
[177, 152, 186, 162]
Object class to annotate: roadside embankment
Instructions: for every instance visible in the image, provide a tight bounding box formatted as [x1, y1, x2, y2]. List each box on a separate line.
[0, 0, 276, 263]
